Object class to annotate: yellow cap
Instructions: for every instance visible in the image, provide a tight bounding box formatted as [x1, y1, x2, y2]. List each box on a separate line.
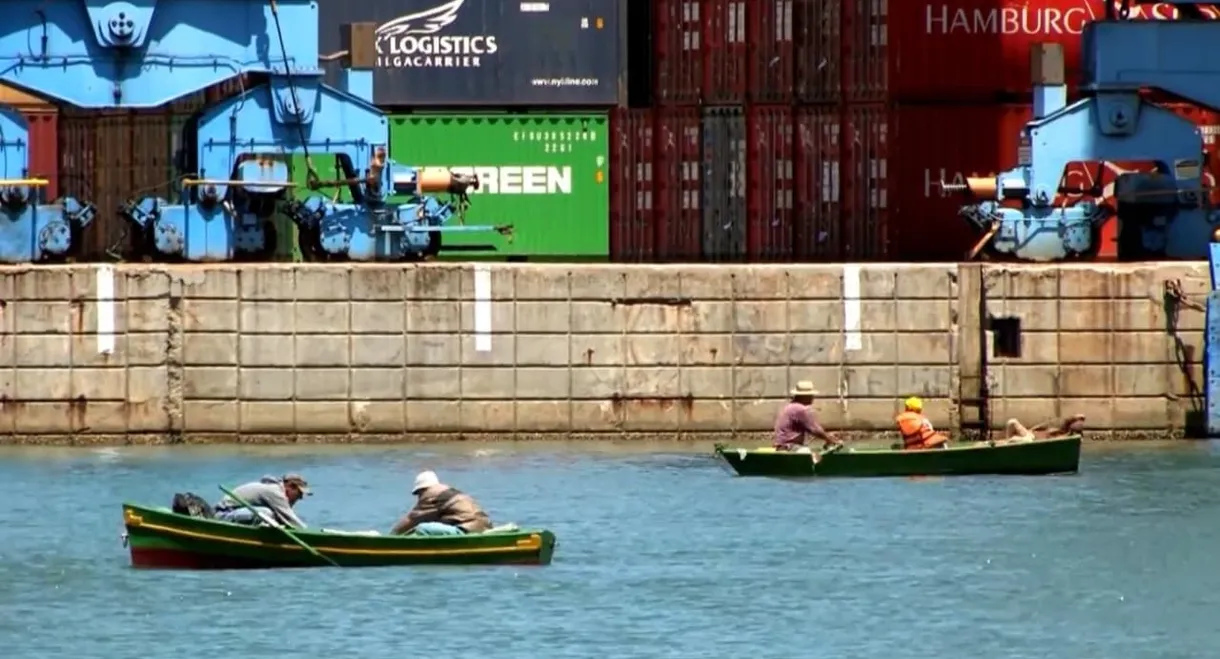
[904, 396, 923, 412]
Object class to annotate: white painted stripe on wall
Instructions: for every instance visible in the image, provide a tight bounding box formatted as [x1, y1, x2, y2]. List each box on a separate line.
[842, 264, 862, 352]
[473, 265, 492, 352]
[96, 265, 116, 354]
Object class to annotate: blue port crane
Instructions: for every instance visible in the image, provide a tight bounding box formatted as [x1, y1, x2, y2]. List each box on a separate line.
[0, 0, 506, 262]
[950, 0, 1220, 263]
[945, 0, 1220, 435]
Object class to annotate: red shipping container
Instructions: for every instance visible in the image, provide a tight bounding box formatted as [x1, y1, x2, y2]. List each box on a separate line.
[609, 107, 703, 261]
[869, 1, 1219, 103]
[890, 104, 1028, 261]
[748, 2, 795, 103]
[794, 0, 842, 104]
[841, 104, 890, 260]
[653, 0, 749, 105]
[792, 106, 850, 260]
[746, 105, 796, 260]
[19, 107, 59, 202]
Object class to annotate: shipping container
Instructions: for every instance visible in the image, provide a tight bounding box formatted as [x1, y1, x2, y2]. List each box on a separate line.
[889, 104, 1025, 261]
[793, 106, 853, 260]
[700, 106, 747, 259]
[60, 111, 179, 261]
[745, 105, 795, 260]
[387, 113, 610, 259]
[22, 108, 60, 202]
[609, 107, 702, 261]
[652, 1, 800, 105]
[842, 104, 890, 260]
[793, 0, 839, 104]
[865, 1, 1218, 103]
[609, 108, 654, 259]
[318, 0, 624, 107]
[749, 1, 794, 103]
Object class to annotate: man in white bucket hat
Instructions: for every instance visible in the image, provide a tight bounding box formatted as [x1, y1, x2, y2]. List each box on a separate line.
[773, 380, 842, 452]
[389, 470, 493, 536]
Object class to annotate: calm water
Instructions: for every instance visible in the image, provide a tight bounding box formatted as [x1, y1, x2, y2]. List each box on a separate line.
[1, 441, 1219, 658]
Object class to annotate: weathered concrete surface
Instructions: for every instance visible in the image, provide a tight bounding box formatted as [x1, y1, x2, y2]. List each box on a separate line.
[0, 262, 1207, 445]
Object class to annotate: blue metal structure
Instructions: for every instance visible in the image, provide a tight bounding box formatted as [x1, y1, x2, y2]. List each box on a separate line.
[1209, 243, 1220, 436]
[0, 0, 502, 262]
[952, 0, 1220, 263]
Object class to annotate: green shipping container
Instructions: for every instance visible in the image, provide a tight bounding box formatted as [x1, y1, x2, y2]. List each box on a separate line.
[387, 113, 610, 260]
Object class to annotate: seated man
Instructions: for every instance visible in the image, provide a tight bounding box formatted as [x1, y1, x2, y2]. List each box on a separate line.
[390, 470, 493, 536]
[773, 380, 842, 452]
[213, 473, 311, 529]
[1005, 414, 1087, 442]
[895, 397, 948, 450]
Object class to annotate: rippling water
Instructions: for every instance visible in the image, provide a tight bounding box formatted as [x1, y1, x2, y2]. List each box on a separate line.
[1, 441, 1219, 659]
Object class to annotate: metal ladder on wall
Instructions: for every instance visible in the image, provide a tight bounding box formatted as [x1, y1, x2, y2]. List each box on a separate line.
[957, 264, 992, 441]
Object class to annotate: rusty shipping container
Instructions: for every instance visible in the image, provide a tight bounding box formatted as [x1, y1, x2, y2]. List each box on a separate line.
[652, 0, 837, 105]
[60, 111, 179, 261]
[609, 107, 702, 261]
[873, 1, 1217, 102]
[318, 0, 625, 107]
[793, 0, 839, 104]
[700, 107, 747, 259]
[0, 83, 59, 200]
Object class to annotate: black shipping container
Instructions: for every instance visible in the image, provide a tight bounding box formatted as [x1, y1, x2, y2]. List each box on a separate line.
[700, 106, 746, 261]
[318, 0, 625, 107]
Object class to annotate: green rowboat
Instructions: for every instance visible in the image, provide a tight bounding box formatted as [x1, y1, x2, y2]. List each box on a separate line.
[121, 504, 557, 569]
[713, 435, 1082, 478]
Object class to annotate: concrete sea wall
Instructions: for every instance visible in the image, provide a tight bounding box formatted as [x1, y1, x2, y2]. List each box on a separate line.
[0, 262, 1208, 445]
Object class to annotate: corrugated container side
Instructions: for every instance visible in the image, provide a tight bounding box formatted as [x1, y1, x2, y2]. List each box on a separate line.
[745, 105, 795, 260]
[22, 108, 59, 201]
[61, 111, 179, 260]
[386, 112, 610, 260]
[842, 0, 885, 103]
[748, 1, 794, 103]
[653, 0, 701, 104]
[656, 106, 703, 259]
[703, 0, 747, 104]
[842, 104, 889, 259]
[318, 0, 624, 107]
[793, 0, 841, 104]
[610, 109, 657, 260]
[889, 104, 1028, 261]
[700, 106, 747, 260]
[792, 106, 843, 259]
[626, 0, 656, 106]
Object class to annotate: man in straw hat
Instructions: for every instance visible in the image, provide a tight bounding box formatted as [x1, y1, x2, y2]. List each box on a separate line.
[773, 380, 842, 452]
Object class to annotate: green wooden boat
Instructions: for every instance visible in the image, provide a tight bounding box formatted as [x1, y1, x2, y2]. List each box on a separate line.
[121, 504, 557, 569]
[713, 435, 1082, 478]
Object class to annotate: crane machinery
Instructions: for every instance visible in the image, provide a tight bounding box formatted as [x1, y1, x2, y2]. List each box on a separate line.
[952, 0, 1220, 264]
[0, 1, 504, 263]
[949, 0, 1220, 436]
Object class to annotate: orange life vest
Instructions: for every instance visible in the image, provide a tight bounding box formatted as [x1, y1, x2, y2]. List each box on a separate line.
[895, 411, 947, 449]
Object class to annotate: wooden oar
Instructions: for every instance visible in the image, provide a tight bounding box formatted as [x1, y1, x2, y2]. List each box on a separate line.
[218, 485, 339, 568]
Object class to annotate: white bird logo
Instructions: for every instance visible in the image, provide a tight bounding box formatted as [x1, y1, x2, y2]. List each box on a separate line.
[375, 0, 464, 49]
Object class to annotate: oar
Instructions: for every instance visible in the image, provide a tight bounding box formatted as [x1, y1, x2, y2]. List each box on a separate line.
[218, 485, 339, 568]
[814, 443, 847, 462]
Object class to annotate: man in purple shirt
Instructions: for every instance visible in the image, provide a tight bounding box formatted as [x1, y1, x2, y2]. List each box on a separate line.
[774, 381, 842, 451]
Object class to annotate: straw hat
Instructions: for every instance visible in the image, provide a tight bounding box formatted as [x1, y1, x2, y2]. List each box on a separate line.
[790, 381, 818, 397]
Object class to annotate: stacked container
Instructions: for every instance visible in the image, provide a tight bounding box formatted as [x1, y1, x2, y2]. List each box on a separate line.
[612, 0, 887, 262]
[613, 0, 1220, 263]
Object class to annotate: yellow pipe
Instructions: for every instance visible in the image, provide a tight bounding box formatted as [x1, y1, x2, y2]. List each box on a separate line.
[0, 178, 49, 186]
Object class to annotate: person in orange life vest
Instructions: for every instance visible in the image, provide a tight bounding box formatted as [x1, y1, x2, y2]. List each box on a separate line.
[773, 381, 842, 452]
[894, 397, 948, 450]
